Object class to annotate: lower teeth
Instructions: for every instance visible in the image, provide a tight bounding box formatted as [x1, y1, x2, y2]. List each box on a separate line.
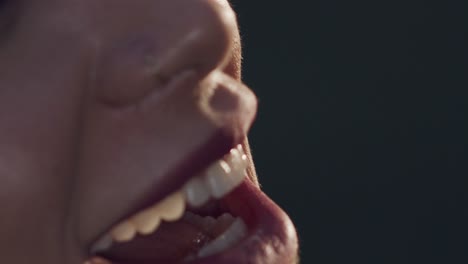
[196, 216, 247, 258]
[89, 212, 247, 263]
[183, 212, 247, 261]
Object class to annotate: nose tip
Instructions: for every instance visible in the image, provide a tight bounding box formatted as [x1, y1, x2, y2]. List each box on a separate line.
[94, 0, 239, 107]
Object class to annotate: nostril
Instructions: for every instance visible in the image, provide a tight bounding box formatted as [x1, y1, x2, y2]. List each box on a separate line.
[201, 71, 254, 118]
[209, 86, 240, 113]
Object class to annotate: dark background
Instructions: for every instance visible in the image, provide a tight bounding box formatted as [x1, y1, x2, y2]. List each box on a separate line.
[232, 1, 467, 263]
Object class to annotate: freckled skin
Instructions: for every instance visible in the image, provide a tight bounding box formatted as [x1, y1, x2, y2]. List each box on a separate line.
[0, 1, 298, 263]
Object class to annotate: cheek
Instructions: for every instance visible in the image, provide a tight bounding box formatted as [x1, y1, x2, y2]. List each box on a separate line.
[0, 10, 94, 259]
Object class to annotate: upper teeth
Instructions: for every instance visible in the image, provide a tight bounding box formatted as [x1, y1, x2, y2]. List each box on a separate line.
[91, 145, 248, 252]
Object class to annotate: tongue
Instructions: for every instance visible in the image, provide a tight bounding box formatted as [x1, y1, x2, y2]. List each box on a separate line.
[99, 213, 235, 263]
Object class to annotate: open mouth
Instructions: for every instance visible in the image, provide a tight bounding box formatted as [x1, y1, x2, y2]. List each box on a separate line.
[84, 144, 297, 264]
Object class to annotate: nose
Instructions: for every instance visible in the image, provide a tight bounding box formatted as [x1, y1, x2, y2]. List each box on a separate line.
[91, 0, 239, 106]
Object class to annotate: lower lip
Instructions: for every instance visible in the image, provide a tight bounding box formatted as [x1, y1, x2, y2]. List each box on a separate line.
[185, 180, 298, 264]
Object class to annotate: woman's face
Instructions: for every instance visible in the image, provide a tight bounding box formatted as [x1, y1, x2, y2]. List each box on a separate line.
[0, 0, 298, 263]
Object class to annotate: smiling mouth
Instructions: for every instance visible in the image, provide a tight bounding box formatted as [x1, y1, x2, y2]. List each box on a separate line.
[84, 144, 297, 264]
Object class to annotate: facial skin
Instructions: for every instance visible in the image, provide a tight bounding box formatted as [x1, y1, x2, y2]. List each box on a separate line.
[0, 0, 298, 263]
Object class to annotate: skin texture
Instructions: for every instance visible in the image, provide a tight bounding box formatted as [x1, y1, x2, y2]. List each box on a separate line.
[0, 0, 298, 263]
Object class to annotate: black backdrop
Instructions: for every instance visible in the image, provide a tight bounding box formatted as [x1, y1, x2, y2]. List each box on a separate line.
[232, 1, 467, 263]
